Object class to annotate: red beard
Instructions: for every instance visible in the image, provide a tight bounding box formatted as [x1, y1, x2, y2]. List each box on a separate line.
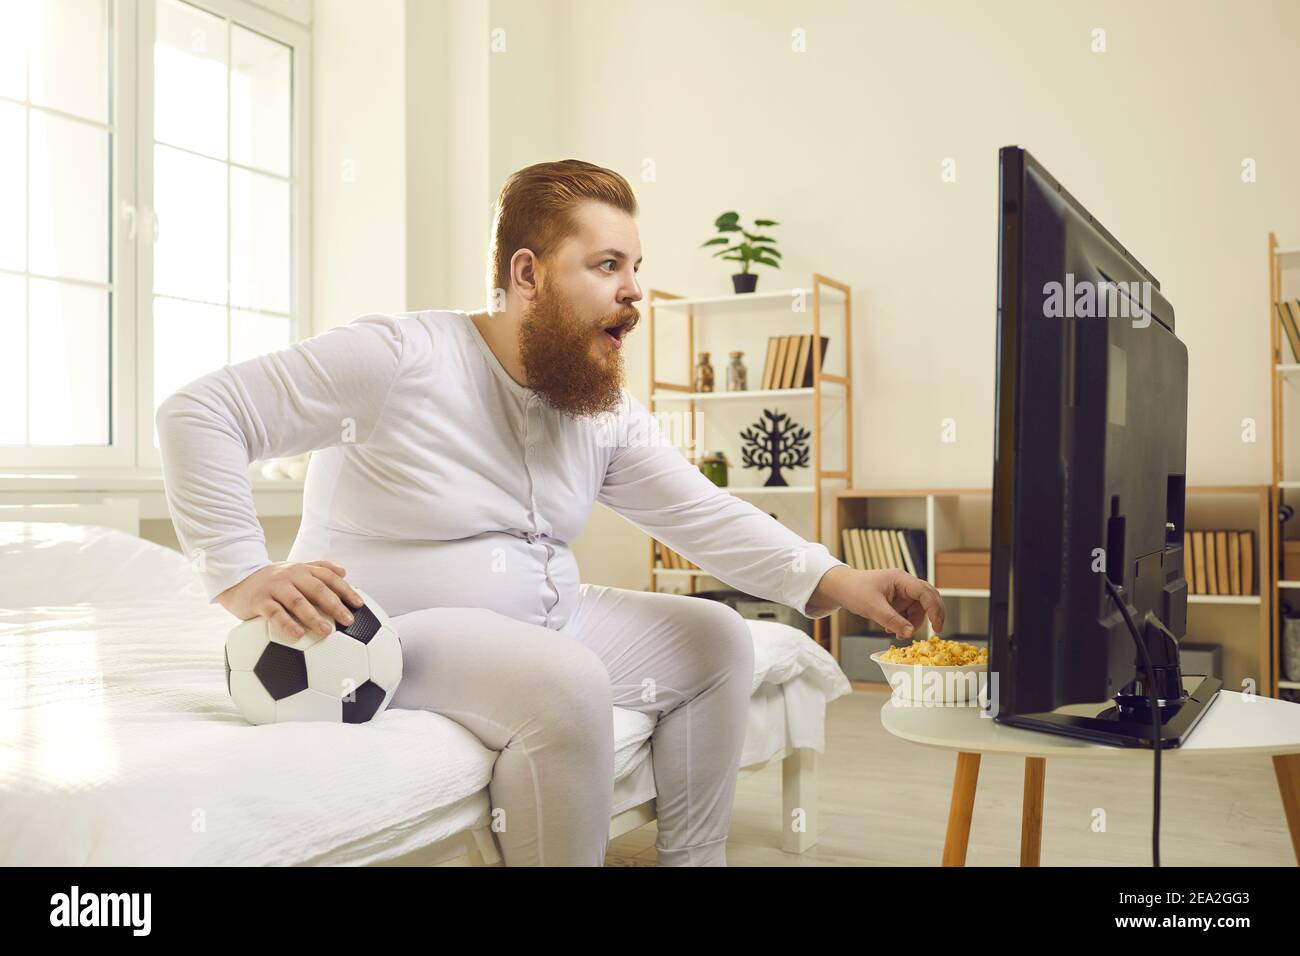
[517, 283, 638, 419]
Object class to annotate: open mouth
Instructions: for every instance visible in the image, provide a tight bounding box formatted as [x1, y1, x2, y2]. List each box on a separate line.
[602, 316, 637, 349]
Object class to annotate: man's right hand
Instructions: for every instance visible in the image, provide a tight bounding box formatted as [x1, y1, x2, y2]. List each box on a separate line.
[216, 560, 365, 639]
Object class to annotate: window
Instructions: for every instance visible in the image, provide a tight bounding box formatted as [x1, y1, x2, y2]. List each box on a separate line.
[0, 0, 309, 470]
[0, 0, 116, 452]
[149, 0, 295, 451]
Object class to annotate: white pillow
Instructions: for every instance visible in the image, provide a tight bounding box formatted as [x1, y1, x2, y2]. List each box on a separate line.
[0, 521, 203, 607]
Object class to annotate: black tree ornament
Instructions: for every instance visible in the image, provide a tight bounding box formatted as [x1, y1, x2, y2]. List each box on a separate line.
[739, 409, 811, 486]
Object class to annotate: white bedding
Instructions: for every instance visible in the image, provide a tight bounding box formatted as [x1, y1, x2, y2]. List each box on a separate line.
[0, 522, 850, 865]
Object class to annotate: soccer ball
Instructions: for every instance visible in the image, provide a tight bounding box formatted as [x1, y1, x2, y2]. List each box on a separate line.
[224, 587, 403, 725]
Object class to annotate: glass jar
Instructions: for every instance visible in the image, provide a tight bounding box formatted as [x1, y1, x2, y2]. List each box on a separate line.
[694, 352, 715, 392]
[727, 351, 747, 391]
[699, 450, 730, 487]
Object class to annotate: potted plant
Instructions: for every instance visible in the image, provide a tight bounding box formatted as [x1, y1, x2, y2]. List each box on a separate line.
[701, 211, 781, 293]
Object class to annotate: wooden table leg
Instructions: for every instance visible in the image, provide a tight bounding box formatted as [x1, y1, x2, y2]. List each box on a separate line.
[1274, 753, 1300, 865]
[1020, 756, 1046, 867]
[942, 752, 981, 866]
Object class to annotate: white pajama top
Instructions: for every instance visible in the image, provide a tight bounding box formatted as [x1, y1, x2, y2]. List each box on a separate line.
[155, 309, 847, 627]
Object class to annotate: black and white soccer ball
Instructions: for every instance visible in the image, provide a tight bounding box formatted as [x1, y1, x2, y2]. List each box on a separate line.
[224, 587, 403, 725]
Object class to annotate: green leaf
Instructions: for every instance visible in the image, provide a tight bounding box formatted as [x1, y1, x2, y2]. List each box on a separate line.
[700, 237, 730, 247]
[714, 211, 740, 228]
[715, 222, 741, 233]
[754, 246, 782, 259]
[712, 245, 740, 258]
[753, 218, 780, 227]
[744, 234, 777, 244]
[754, 256, 780, 269]
[721, 254, 746, 263]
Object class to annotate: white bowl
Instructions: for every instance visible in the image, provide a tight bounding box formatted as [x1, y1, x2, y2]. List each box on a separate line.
[870, 650, 988, 706]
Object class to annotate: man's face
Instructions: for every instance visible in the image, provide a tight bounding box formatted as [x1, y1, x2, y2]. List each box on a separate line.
[517, 201, 643, 418]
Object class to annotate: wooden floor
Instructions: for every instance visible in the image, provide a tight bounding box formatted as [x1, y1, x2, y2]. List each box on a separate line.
[606, 687, 1296, 866]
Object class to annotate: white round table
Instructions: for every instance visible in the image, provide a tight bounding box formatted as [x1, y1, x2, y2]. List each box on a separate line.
[880, 689, 1300, 866]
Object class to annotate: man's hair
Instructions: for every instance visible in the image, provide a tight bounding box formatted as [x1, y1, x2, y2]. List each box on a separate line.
[488, 159, 638, 302]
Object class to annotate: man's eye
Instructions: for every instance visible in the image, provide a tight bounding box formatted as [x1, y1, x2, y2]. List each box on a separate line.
[600, 260, 616, 272]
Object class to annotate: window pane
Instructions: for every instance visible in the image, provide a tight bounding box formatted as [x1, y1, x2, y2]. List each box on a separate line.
[154, 143, 227, 304]
[155, 0, 227, 160]
[152, 296, 227, 447]
[231, 309, 289, 364]
[0, 274, 26, 443]
[230, 25, 290, 177]
[0, 0, 30, 100]
[0, 100, 24, 272]
[28, 111, 109, 283]
[230, 167, 289, 313]
[28, 279, 109, 446]
[29, 0, 110, 124]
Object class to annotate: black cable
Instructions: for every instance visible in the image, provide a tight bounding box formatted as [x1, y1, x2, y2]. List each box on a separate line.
[1102, 575, 1162, 868]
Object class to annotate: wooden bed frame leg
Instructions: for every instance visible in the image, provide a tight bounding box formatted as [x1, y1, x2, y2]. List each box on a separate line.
[1273, 753, 1300, 865]
[942, 751, 981, 866]
[782, 747, 819, 854]
[1020, 756, 1046, 867]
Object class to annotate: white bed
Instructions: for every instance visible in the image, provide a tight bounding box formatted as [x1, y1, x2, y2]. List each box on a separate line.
[0, 508, 851, 866]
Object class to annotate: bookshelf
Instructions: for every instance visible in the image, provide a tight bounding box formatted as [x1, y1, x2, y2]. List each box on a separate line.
[831, 486, 1274, 694]
[645, 275, 853, 649]
[1269, 232, 1300, 699]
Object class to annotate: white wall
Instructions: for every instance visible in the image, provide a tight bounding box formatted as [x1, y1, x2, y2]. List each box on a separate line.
[311, 0, 408, 333]
[537, 0, 1300, 589]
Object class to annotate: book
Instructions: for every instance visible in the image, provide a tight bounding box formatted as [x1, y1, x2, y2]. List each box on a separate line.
[877, 529, 896, 569]
[886, 530, 905, 570]
[781, 334, 802, 388]
[1241, 530, 1255, 594]
[850, 528, 867, 569]
[1214, 531, 1230, 596]
[847, 530, 868, 567]
[876, 529, 895, 569]
[1282, 301, 1300, 364]
[899, 529, 928, 581]
[897, 530, 919, 578]
[865, 529, 883, 569]
[1228, 530, 1241, 595]
[1191, 531, 1206, 595]
[841, 528, 855, 567]
[785, 335, 806, 392]
[1205, 532, 1219, 595]
[761, 337, 780, 390]
[768, 337, 790, 390]
[800, 336, 830, 387]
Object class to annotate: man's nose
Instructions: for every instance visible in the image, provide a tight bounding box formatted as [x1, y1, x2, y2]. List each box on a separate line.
[620, 277, 643, 306]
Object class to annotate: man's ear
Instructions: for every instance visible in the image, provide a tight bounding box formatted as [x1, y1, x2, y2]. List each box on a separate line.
[510, 249, 541, 303]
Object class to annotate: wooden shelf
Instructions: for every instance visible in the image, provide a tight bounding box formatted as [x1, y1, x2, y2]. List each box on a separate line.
[1269, 231, 1300, 698]
[646, 274, 853, 652]
[647, 286, 847, 313]
[651, 385, 845, 403]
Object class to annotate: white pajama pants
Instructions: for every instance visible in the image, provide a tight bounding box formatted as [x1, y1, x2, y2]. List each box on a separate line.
[386, 583, 755, 866]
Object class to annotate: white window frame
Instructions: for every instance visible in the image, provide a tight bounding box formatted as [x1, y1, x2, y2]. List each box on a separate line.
[0, 0, 137, 469]
[0, 0, 310, 475]
[135, 0, 312, 471]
